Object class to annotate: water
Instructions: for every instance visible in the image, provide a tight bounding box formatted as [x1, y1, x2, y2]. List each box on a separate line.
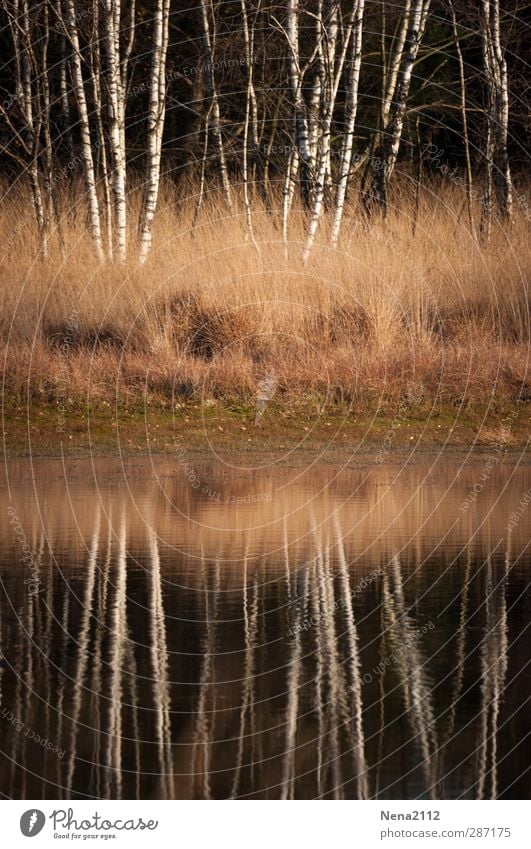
[0, 455, 529, 799]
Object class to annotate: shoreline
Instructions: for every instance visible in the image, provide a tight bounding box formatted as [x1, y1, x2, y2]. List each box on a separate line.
[2, 399, 529, 461]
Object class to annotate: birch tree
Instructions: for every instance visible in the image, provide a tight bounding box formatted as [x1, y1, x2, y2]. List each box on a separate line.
[239, 0, 261, 247]
[103, 0, 133, 261]
[0, 1, 50, 254]
[480, 0, 513, 236]
[89, 0, 114, 257]
[199, 0, 233, 209]
[330, 0, 366, 247]
[367, 0, 431, 215]
[449, 0, 475, 236]
[285, 0, 315, 209]
[302, 0, 339, 262]
[139, 0, 171, 264]
[63, 0, 105, 259]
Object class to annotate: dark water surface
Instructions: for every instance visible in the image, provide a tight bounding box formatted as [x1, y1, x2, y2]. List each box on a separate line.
[0, 454, 529, 799]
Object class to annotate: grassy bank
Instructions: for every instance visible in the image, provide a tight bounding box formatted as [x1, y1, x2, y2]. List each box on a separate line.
[1, 182, 529, 457]
[2, 396, 529, 459]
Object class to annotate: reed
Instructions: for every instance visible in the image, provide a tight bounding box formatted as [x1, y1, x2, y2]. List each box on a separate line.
[1, 181, 529, 406]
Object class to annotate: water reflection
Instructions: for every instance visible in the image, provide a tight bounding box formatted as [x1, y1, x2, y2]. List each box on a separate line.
[0, 457, 529, 798]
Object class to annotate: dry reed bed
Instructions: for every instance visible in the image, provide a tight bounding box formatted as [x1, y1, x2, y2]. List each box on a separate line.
[1, 182, 529, 405]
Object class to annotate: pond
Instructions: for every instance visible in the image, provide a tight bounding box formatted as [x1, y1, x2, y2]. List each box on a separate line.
[0, 454, 529, 799]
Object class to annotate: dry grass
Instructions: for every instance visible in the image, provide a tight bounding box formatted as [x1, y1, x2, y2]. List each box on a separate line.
[1, 179, 529, 408]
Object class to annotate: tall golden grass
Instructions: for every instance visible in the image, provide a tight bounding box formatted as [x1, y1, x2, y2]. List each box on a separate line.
[1, 179, 529, 405]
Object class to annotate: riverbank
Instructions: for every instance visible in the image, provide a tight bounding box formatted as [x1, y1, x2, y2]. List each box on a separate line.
[2, 397, 528, 460]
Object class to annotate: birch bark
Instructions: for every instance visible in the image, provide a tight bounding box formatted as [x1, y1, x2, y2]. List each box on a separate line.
[64, 0, 104, 259]
[199, 0, 233, 209]
[103, 0, 128, 261]
[330, 0, 366, 247]
[369, 0, 431, 215]
[480, 0, 513, 230]
[139, 0, 171, 264]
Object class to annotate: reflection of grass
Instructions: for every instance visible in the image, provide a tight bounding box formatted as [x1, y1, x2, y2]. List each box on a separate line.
[0, 183, 529, 418]
[3, 397, 528, 458]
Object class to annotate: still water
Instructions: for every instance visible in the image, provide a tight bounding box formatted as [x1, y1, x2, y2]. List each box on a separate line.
[0, 454, 529, 799]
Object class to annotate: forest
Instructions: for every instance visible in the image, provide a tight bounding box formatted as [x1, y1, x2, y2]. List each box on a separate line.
[0, 1, 529, 440]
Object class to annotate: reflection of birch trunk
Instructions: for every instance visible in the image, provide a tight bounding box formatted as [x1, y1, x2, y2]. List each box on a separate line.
[438, 549, 472, 793]
[383, 554, 437, 798]
[374, 599, 387, 798]
[334, 516, 369, 799]
[40, 545, 54, 779]
[17, 529, 45, 797]
[280, 573, 302, 799]
[191, 557, 219, 798]
[125, 636, 142, 799]
[89, 512, 114, 798]
[148, 531, 175, 799]
[106, 512, 128, 798]
[231, 552, 259, 798]
[309, 557, 325, 797]
[476, 559, 508, 799]
[311, 516, 342, 797]
[66, 509, 100, 794]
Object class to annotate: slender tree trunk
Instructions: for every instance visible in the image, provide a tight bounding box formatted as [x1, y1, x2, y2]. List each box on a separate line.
[281, 124, 299, 247]
[56, 0, 74, 162]
[199, 0, 233, 209]
[286, 0, 313, 208]
[239, 0, 260, 248]
[302, 0, 339, 262]
[90, 0, 113, 258]
[64, 0, 104, 259]
[449, 0, 476, 237]
[9, 0, 49, 254]
[139, 0, 171, 264]
[480, 0, 513, 232]
[382, 0, 412, 127]
[331, 0, 366, 247]
[40, 0, 56, 249]
[368, 0, 431, 215]
[103, 0, 128, 261]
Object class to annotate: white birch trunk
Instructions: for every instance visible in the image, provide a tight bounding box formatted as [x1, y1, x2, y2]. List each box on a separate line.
[239, 0, 260, 248]
[64, 0, 104, 259]
[481, 0, 513, 227]
[331, 0, 366, 247]
[139, 0, 171, 264]
[199, 0, 233, 209]
[286, 0, 313, 207]
[103, 0, 128, 261]
[302, 0, 339, 262]
[449, 0, 476, 236]
[371, 0, 431, 214]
